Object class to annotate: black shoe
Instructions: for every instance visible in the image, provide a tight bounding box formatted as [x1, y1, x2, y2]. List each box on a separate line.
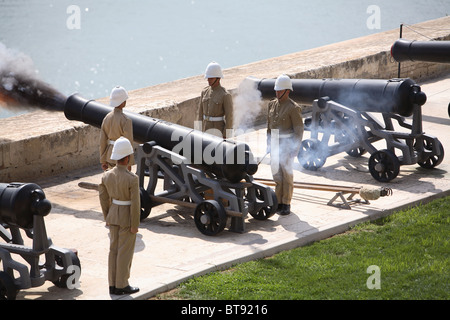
[114, 285, 140, 295]
[276, 204, 283, 212]
[278, 204, 291, 215]
[109, 286, 116, 294]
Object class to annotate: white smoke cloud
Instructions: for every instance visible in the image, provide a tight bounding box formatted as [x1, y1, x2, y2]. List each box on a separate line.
[232, 77, 264, 132]
[0, 42, 38, 81]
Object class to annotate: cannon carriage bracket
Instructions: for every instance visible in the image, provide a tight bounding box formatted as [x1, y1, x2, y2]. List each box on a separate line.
[298, 95, 444, 182]
[136, 141, 278, 236]
[251, 76, 444, 182]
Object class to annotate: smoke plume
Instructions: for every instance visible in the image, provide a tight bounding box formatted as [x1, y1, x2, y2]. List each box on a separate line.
[232, 77, 264, 131]
[0, 42, 66, 113]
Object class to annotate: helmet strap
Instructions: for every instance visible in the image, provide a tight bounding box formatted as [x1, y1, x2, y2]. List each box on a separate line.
[210, 78, 219, 88]
[278, 89, 289, 101]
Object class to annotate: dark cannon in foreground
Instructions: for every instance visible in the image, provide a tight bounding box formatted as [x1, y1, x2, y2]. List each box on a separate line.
[250, 77, 444, 182]
[0, 183, 80, 300]
[391, 38, 450, 117]
[65, 94, 277, 236]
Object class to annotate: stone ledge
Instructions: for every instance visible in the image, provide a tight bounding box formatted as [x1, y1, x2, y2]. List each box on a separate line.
[1, 17, 450, 182]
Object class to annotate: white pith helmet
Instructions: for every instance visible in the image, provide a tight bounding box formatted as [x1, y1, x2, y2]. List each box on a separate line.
[274, 74, 293, 91]
[110, 86, 129, 108]
[110, 137, 134, 160]
[204, 61, 224, 79]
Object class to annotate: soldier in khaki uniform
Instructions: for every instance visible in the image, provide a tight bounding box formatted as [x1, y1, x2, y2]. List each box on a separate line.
[100, 86, 135, 171]
[197, 62, 233, 138]
[98, 137, 140, 295]
[267, 75, 304, 215]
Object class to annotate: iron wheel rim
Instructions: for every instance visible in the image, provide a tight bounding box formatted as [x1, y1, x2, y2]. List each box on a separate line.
[194, 200, 227, 236]
[368, 150, 400, 182]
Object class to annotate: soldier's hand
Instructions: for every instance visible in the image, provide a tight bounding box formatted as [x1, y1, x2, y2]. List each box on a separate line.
[130, 227, 138, 234]
[101, 163, 108, 171]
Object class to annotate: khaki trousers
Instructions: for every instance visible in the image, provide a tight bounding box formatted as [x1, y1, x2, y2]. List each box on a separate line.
[271, 156, 294, 205]
[108, 225, 136, 288]
[270, 138, 296, 205]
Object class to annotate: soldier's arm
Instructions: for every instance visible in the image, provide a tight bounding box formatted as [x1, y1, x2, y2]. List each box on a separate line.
[98, 179, 110, 221]
[123, 118, 134, 143]
[99, 119, 108, 164]
[123, 118, 135, 166]
[224, 92, 233, 132]
[266, 101, 274, 153]
[291, 106, 304, 155]
[197, 91, 204, 123]
[129, 175, 141, 233]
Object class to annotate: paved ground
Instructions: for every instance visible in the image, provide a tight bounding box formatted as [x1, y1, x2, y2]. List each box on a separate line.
[10, 74, 450, 300]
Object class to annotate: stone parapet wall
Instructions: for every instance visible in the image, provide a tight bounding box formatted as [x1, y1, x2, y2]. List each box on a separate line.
[1, 17, 450, 182]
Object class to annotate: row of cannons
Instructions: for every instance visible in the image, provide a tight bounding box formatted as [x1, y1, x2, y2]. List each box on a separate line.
[0, 39, 447, 299]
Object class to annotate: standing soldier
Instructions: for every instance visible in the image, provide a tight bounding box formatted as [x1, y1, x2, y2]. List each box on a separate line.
[100, 86, 134, 171]
[197, 61, 234, 138]
[267, 75, 304, 215]
[98, 137, 140, 295]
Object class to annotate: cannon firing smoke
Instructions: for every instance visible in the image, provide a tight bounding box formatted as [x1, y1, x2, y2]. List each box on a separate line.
[233, 77, 264, 132]
[0, 43, 66, 113]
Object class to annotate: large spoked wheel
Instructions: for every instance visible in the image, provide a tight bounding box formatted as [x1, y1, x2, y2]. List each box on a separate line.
[52, 250, 81, 289]
[298, 139, 327, 171]
[250, 188, 278, 221]
[368, 149, 400, 182]
[0, 271, 17, 300]
[140, 187, 152, 221]
[194, 200, 227, 236]
[418, 139, 444, 169]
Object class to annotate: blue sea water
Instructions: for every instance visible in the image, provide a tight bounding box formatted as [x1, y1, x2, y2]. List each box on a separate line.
[1, 0, 449, 118]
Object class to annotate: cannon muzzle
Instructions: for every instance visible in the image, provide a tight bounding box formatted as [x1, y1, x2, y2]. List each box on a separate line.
[251, 77, 426, 117]
[64, 94, 258, 183]
[391, 39, 450, 64]
[0, 183, 51, 229]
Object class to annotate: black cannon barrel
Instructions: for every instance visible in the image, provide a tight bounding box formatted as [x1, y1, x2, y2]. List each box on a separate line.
[391, 39, 450, 64]
[252, 77, 426, 117]
[0, 183, 52, 229]
[64, 94, 258, 183]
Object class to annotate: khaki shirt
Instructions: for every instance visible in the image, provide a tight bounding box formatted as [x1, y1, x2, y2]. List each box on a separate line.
[98, 164, 140, 229]
[267, 98, 304, 154]
[197, 85, 233, 133]
[99, 108, 135, 165]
